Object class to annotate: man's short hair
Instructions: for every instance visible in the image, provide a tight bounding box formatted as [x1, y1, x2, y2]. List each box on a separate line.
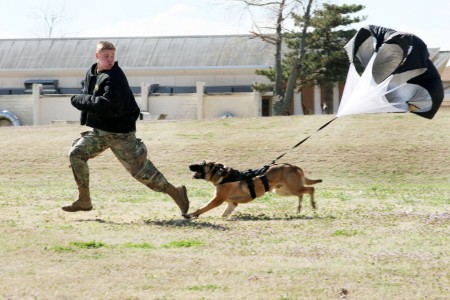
[97, 41, 116, 53]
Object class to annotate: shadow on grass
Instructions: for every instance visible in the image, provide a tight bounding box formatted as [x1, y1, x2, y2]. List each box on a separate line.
[75, 218, 135, 225]
[75, 217, 229, 230]
[228, 212, 334, 221]
[75, 213, 334, 228]
[144, 219, 229, 231]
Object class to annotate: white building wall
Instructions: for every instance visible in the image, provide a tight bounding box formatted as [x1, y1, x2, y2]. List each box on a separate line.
[39, 96, 80, 125]
[0, 95, 34, 125]
[203, 93, 256, 118]
[148, 94, 197, 120]
[0, 82, 264, 126]
[0, 70, 85, 90]
[0, 67, 271, 91]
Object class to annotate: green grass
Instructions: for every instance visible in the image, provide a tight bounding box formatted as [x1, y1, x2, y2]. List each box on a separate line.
[162, 239, 205, 248]
[70, 240, 107, 249]
[332, 229, 359, 236]
[0, 111, 449, 299]
[122, 242, 155, 249]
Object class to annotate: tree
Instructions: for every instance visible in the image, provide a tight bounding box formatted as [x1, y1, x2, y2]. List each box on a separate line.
[246, 0, 290, 104]
[274, 0, 314, 115]
[31, 1, 71, 38]
[229, 0, 306, 114]
[241, 0, 365, 115]
[285, 3, 366, 114]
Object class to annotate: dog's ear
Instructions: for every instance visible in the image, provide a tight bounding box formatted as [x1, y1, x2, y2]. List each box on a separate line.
[209, 163, 228, 184]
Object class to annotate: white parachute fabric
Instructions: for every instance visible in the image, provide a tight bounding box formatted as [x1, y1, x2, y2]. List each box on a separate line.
[337, 53, 406, 117]
[338, 25, 444, 119]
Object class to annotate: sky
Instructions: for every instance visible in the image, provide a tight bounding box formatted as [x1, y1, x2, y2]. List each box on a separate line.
[0, 0, 449, 51]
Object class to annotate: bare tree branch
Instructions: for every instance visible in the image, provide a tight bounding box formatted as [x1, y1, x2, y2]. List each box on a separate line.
[31, 1, 71, 38]
[275, 0, 314, 115]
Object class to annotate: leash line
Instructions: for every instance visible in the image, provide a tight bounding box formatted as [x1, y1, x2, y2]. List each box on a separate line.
[271, 117, 337, 164]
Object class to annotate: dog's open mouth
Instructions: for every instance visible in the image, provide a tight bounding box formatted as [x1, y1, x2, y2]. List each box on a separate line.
[189, 164, 205, 179]
[192, 172, 203, 179]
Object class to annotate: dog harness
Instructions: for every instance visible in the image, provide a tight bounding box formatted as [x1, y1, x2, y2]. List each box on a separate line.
[246, 175, 270, 199]
[218, 164, 272, 199]
[260, 175, 270, 192]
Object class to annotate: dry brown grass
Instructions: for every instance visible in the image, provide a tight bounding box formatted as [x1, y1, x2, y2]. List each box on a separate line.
[0, 109, 449, 299]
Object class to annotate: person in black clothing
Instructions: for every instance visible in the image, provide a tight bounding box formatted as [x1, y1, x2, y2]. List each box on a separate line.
[62, 41, 189, 217]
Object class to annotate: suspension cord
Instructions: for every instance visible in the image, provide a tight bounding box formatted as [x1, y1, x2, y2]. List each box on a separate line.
[271, 117, 337, 164]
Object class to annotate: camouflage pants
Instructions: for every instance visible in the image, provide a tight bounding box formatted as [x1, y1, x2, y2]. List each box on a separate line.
[69, 130, 168, 192]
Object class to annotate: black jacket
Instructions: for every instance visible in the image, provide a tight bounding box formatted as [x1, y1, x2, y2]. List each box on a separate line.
[71, 62, 140, 133]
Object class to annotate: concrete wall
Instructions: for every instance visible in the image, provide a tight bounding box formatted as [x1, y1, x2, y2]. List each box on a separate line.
[0, 93, 79, 126]
[0, 83, 265, 126]
[0, 68, 269, 91]
[147, 94, 197, 120]
[203, 93, 260, 118]
[39, 96, 80, 125]
[0, 81, 345, 126]
[1, 82, 344, 126]
[0, 95, 33, 125]
[143, 90, 262, 120]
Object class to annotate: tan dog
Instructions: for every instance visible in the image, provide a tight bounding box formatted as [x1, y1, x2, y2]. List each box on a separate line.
[186, 161, 322, 218]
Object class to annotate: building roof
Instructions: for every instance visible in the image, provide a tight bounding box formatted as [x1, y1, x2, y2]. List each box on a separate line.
[1, 35, 447, 73]
[428, 49, 450, 74]
[0, 35, 275, 71]
[441, 66, 450, 82]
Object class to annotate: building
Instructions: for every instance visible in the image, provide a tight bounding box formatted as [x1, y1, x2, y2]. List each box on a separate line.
[442, 66, 450, 105]
[0, 36, 449, 126]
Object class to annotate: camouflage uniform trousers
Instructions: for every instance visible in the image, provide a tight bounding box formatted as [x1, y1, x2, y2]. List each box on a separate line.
[69, 129, 169, 192]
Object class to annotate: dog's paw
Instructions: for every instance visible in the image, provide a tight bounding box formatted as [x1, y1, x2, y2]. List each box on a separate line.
[184, 213, 200, 219]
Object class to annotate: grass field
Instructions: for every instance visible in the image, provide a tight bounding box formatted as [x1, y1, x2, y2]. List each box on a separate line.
[0, 109, 449, 299]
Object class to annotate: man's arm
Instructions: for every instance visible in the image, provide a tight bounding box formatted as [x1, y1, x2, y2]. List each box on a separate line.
[71, 78, 127, 117]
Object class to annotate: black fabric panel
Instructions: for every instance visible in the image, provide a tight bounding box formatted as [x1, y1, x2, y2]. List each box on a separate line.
[408, 61, 444, 119]
[388, 34, 429, 74]
[351, 27, 372, 60]
[367, 25, 397, 51]
[348, 25, 444, 120]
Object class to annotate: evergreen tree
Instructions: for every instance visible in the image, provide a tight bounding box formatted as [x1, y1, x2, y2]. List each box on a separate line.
[256, 2, 365, 115]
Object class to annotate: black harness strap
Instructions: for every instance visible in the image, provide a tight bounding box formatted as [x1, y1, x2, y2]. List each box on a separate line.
[246, 178, 257, 199]
[246, 175, 270, 200]
[260, 175, 270, 192]
[218, 164, 271, 199]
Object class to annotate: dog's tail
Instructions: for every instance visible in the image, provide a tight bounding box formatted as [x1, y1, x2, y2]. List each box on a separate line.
[305, 178, 322, 185]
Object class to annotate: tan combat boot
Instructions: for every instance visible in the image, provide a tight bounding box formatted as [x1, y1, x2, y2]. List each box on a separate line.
[62, 186, 93, 212]
[166, 184, 190, 216]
